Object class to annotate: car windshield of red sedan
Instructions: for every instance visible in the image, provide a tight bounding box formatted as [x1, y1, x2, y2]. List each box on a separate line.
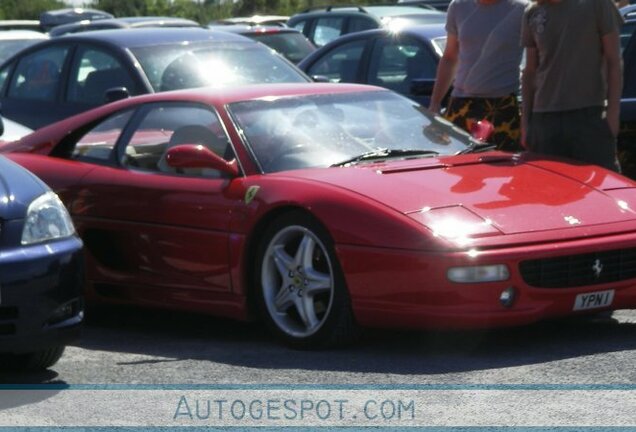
[229, 90, 473, 173]
[131, 41, 308, 92]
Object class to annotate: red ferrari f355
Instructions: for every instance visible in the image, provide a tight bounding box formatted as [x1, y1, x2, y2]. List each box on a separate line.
[3, 83, 636, 347]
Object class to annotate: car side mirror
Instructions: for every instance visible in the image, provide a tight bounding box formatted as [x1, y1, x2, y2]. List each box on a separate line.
[311, 75, 330, 83]
[165, 144, 239, 177]
[0, 114, 4, 137]
[105, 87, 130, 104]
[410, 78, 436, 96]
[470, 120, 494, 142]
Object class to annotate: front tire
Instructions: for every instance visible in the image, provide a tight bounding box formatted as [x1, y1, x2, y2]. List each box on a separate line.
[255, 211, 358, 349]
[0, 345, 66, 371]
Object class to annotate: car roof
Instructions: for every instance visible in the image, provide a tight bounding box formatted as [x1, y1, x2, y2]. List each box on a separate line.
[49, 17, 201, 37]
[212, 24, 302, 35]
[53, 27, 252, 47]
[0, 30, 48, 40]
[307, 22, 447, 46]
[291, 4, 443, 18]
[95, 82, 386, 111]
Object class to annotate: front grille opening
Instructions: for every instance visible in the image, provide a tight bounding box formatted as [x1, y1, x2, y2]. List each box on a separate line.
[520, 247, 636, 288]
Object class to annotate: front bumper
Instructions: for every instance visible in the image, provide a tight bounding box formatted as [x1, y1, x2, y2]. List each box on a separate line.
[0, 232, 84, 354]
[339, 232, 636, 330]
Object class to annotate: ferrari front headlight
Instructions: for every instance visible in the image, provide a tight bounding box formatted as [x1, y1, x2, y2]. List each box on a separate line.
[21, 192, 75, 245]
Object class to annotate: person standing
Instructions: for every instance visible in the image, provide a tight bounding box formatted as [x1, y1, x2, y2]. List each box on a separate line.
[521, 0, 623, 171]
[428, 0, 529, 152]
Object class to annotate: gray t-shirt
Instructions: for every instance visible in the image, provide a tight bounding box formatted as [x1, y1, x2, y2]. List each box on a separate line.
[521, 0, 623, 112]
[447, 0, 528, 98]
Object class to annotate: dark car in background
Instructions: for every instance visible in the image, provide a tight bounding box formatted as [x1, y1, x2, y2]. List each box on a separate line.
[49, 16, 202, 38]
[209, 15, 289, 27]
[288, 5, 446, 47]
[39, 8, 114, 32]
[0, 28, 310, 129]
[299, 24, 446, 105]
[0, 117, 83, 370]
[213, 25, 316, 64]
[396, 0, 451, 11]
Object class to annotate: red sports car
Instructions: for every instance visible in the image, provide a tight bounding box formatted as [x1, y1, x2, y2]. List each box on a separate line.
[3, 83, 636, 348]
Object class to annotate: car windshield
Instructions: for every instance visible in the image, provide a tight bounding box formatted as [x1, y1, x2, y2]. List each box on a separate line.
[228, 90, 473, 173]
[131, 41, 309, 92]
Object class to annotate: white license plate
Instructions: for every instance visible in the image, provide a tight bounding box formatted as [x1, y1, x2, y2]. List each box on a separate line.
[573, 290, 615, 311]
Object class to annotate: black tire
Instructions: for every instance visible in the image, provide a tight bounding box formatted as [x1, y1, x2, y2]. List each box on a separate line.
[255, 211, 359, 349]
[0, 345, 65, 371]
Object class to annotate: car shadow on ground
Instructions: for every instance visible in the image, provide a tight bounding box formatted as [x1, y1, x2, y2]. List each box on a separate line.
[73, 305, 636, 376]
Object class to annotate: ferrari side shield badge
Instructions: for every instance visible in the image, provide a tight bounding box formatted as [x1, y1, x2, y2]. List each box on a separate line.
[245, 185, 261, 205]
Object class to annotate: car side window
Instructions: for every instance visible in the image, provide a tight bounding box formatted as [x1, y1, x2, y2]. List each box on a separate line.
[313, 17, 345, 47]
[306, 39, 366, 83]
[122, 104, 231, 178]
[8, 46, 69, 101]
[71, 110, 134, 161]
[348, 17, 377, 33]
[0, 63, 11, 95]
[67, 47, 135, 105]
[290, 19, 308, 34]
[367, 39, 436, 96]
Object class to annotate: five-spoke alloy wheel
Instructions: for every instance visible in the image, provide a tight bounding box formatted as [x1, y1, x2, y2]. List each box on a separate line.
[256, 211, 357, 348]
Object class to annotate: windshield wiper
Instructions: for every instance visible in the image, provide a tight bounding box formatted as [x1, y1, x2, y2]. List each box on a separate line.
[330, 148, 440, 167]
[456, 141, 497, 155]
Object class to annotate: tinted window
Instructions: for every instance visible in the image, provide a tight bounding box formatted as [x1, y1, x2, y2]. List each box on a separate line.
[313, 17, 345, 46]
[67, 47, 135, 105]
[291, 19, 308, 34]
[368, 39, 437, 95]
[123, 104, 230, 178]
[248, 32, 316, 64]
[348, 17, 377, 33]
[131, 41, 308, 92]
[8, 45, 68, 101]
[306, 39, 366, 82]
[72, 110, 134, 161]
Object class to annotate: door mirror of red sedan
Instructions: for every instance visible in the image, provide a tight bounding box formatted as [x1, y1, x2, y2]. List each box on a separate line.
[469, 119, 494, 142]
[165, 144, 239, 177]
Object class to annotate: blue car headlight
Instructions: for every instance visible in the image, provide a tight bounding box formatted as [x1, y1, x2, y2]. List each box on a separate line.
[21, 192, 75, 245]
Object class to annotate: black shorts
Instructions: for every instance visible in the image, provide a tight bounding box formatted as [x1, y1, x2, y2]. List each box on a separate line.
[528, 107, 620, 172]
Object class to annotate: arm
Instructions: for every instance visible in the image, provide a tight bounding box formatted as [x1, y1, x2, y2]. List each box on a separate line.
[602, 30, 623, 137]
[520, 47, 538, 149]
[428, 33, 459, 114]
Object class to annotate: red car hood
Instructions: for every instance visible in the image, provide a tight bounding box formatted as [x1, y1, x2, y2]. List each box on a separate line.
[281, 153, 636, 236]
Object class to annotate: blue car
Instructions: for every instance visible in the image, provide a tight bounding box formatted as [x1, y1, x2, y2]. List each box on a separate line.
[0, 28, 310, 130]
[298, 24, 446, 106]
[0, 121, 83, 370]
